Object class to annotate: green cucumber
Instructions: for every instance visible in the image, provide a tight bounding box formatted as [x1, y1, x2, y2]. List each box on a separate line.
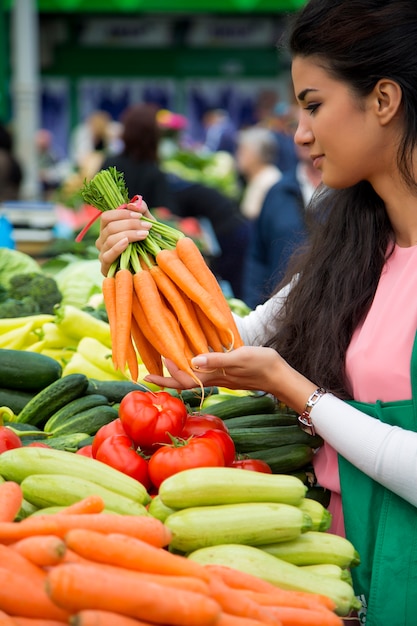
[85, 378, 151, 404]
[200, 394, 277, 420]
[246, 443, 315, 474]
[176, 387, 219, 408]
[0, 349, 62, 392]
[158, 466, 307, 509]
[43, 394, 111, 433]
[16, 373, 89, 427]
[229, 426, 323, 453]
[42, 432, 91, 452]
[47, 405, 118, 438]
[0, 388, 37, 414]
[165, 502, 312, 553]
[223, 413, 299, 429]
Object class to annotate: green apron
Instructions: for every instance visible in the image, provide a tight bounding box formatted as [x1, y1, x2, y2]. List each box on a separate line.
[338, 332, 417, 625]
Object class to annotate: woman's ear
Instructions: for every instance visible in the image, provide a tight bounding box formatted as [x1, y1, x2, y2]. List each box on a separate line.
[373, 79, 402, 125]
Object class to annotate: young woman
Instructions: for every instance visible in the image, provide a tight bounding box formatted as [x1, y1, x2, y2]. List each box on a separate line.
[96, 1, 417, 622]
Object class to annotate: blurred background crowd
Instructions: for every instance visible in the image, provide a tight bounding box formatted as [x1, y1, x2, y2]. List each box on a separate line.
[0, 0, 317, 309]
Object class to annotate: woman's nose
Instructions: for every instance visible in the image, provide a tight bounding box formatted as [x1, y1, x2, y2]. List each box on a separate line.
[293, 113, 313, 147]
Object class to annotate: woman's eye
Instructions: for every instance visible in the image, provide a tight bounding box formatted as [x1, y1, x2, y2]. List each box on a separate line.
[305, 103, 320, 114]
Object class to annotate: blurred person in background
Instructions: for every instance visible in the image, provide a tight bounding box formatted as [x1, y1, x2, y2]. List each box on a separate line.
[202, 108, 237, 155]
[0, 123, 22, 202]
[268, 101, 300, 175]
[36, 128, 72, 200]
[101, 103, 174, 210]
[235, 126, 282, 221]
[70, 110, 118, 176]
[241, 143, 321, 309]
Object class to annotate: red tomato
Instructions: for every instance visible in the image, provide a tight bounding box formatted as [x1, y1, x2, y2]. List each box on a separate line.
[148, 437, 225, 489]
[181, 414, 229, 437]
[119, 390, 187, 451]
[0, 427, 22, 453]
[92, 418, 127, 458]
[196, 429, 236, 466]
[76, 444, 94, 457]
[95, 433, 151, 489]
[231, 458, 273, 474]
[25, 442, 50, 448]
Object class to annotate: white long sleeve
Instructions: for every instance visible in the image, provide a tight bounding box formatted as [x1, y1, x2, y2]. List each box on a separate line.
[311, 393, 417, 507]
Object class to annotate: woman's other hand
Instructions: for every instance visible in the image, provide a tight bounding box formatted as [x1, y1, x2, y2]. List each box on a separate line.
[96, 198, 154, 276]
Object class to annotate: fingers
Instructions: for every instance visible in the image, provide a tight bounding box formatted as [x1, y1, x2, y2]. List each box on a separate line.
[95, 202, 153, 275]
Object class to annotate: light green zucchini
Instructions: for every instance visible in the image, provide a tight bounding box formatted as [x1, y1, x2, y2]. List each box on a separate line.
[165, 501, 312, 553]
[158, 466, 307, 509]
[188, 543, 361, 616]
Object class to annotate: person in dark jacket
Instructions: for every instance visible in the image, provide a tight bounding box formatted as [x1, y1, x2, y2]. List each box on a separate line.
[101, 103, 174, 210]
[241, 171, 307, 309]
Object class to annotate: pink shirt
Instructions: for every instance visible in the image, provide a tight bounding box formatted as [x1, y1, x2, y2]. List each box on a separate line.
[314, 244, 417, 534]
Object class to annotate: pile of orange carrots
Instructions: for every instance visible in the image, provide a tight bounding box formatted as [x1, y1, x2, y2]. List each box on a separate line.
[81, 167, 243, 388]
[0, 480, 344, 626]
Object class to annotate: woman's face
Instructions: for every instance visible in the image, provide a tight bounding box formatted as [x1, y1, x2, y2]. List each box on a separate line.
[291, 56, 388, 189]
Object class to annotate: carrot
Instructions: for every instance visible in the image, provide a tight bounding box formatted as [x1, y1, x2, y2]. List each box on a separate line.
[132, 270, 203, 389]
[0, 567, 69, 621]
[175, 237, 244, 348]
[0, 610, 17, 626]
[0, 544, 46, 585]
[102, 275, 118, 368]
[245, 590, 335, 613]
[125, 333, 139, 382]
[0, 481, 23, 522]
[149, 264, 210, 355]
[13, 619, 67, 626]
[70, 610, 154, 626]
[46, 562, 222, 626]
[114, 268, 134, 372]
[11, 535, 67, 567]
[267, 606, 343, 626]
[192, 302, 227, 352]
[130, 307, 163, 376]
[0, 513, 172, 547]
[58, 494, 105, 515]
[205, 565, 335, 612]
[60, 547, 92, 565]
[64, 529, 211, 582]
[155, 248, 235, 348]
[207, 576, 276, 625]
[215, 613, 279, 626]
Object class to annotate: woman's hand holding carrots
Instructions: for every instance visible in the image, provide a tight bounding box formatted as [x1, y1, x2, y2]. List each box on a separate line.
[96, 200, 153, 277]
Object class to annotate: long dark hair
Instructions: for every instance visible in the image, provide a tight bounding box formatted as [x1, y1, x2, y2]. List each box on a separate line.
[270, 0, 417, 399]
[121, 103, 161, 162]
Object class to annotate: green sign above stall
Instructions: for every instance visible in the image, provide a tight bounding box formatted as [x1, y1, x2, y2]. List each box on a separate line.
[5, 0, 307, 12]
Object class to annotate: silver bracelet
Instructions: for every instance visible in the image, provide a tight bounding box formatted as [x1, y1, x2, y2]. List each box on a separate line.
[298, 387, 327, 436]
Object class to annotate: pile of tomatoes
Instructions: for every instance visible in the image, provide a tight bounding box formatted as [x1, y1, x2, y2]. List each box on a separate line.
[83, 390, 271, 493]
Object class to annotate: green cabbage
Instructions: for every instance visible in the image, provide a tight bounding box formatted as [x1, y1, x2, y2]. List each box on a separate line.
[0, 248, 40, 288]
[54, 258, 104, 309]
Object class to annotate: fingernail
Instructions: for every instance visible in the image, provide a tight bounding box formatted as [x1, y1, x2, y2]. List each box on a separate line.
[130, 211, 142, 218]
[136, 230, 149, 238]
[192, 356, 208, 367]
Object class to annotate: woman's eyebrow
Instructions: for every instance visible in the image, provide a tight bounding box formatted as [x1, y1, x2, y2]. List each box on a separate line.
[297, 88, 318, 102]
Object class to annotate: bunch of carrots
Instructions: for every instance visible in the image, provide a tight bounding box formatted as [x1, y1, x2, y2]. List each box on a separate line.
[80, 168, 243, 389]
[0, 480, 344, 626]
